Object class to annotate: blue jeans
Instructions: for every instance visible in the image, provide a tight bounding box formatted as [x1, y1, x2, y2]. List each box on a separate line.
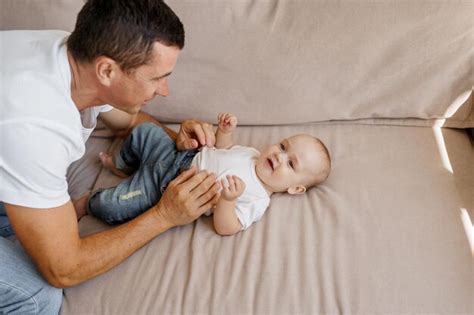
[0, 204, 62, 314]
[0, 237, 63, 314]
[0, 202, 15, 237]
[88, 123, 197, 224]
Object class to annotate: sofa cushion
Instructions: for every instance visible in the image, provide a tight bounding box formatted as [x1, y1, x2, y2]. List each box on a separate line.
[65, 124, 473, 314]
[1, 0, 472, 127]
[147, 0, 473, 127]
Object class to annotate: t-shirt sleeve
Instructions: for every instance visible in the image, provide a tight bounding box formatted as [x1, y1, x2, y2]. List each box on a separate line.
[0, 123, 76, 208]
[99, 105, 113, 113]
[234, 197, 270, 230]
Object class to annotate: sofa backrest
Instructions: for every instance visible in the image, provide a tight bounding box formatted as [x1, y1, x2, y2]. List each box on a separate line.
[2, 0, 472, 127]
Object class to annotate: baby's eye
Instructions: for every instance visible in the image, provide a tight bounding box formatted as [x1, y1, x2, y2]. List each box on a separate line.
[279, 143, 285, 151]
[289, 160, 294, 169]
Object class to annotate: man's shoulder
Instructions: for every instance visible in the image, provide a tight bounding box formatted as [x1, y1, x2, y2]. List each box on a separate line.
[1, 29, 70, 43]
[1, 29, 70, 77]
[1, 28, 79, 135]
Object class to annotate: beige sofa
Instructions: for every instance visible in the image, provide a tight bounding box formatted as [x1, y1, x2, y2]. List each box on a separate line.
[2, 1, 473, 314]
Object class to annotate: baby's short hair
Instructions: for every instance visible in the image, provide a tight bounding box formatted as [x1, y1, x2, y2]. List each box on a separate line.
[308, 137, 331, 188]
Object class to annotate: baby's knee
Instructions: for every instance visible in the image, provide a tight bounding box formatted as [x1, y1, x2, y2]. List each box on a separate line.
[88, 190, 132, 225]
[88, 191, 113, 219]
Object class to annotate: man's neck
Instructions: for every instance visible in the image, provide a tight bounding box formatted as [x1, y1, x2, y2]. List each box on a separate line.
[67, 50, 104, 111]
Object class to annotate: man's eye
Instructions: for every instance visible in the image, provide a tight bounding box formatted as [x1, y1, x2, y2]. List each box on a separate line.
[279, 143, 285, 151]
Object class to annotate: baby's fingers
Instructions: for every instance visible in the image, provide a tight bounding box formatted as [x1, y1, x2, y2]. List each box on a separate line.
[234, 176, 246, 191]
[229, 116, 237, 125]
[220, 178, 228, 191]
[218, 113, 226, 125]
[227, 175, 238, 191]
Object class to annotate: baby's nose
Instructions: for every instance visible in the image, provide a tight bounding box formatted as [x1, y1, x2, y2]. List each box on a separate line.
[275, 152, 285, 163]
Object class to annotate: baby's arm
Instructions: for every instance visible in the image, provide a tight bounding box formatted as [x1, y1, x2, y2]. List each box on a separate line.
[213, 175, 245, 236]
[215, 113, 237, 149]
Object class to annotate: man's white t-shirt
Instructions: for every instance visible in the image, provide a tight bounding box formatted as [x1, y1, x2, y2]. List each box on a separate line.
[0, 30, 112, 208]
[192, 146, 270, 230]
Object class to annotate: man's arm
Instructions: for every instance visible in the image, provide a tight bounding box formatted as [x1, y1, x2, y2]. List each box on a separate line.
[99, 109, 178, 140]
[100, 109, 217, 150]
[5, 167, 220, 288]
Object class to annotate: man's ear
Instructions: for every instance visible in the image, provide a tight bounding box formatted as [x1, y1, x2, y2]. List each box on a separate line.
[96, 56, 119, 87]
[287, 185, 306, 195]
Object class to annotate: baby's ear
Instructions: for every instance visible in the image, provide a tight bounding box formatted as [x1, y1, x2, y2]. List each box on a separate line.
[287, 185, 306, 195]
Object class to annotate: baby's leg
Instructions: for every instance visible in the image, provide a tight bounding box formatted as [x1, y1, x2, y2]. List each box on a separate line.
[88, 124, 184, 224]
[117, 123, 176, 171]
[88, 160, 173, 224]
[88, 176, 156, 225]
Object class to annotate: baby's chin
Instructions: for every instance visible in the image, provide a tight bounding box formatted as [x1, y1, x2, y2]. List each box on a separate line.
[254, 164, 273, 192]
[254, 160, 268, 178]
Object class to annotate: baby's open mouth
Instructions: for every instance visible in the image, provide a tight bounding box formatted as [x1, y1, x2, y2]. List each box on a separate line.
[267, 158, 274, 170]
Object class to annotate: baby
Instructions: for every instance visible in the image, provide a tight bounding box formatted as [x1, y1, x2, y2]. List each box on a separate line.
[86, 113, 331, 235]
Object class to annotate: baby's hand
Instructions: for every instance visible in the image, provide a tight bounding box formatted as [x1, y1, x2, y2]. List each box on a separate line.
[221, 175, 246, 201]
[217, 112, 238, 134]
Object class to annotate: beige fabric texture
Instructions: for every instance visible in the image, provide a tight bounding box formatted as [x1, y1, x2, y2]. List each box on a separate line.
[148, 0, 474, 127]
[1, 0, 473, 314]
[63, 124, 473, 314]
[1, 0, 473, 127]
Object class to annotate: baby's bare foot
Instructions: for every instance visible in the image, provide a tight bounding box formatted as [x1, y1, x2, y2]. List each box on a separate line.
[99, 152, 128, 178]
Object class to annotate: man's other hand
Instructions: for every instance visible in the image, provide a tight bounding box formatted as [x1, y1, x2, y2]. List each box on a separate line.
[176, 119, 215, 150]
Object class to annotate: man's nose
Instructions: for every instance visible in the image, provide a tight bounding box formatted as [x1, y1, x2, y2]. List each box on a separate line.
[155, 79, 169, 97]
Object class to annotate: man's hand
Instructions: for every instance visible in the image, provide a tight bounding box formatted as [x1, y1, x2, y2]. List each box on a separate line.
[217, 112, 238, 134]
[176, 119, 215, 150]
[154, 166, 221, 226]
[220, 175, 246, 201]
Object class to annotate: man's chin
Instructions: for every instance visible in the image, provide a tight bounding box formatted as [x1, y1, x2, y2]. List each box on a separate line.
[119, 105, 141, 115]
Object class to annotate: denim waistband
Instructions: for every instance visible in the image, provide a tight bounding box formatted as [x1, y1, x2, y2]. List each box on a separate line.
[175, 148, 198, 172]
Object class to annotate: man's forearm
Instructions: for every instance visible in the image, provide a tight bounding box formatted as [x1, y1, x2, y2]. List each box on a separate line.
[123, 111, 177, 141]
[66, 206, 171, 286]
[6, 201, 173, 288]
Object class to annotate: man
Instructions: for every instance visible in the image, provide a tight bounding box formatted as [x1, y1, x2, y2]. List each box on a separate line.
[0, 0, 220, 313]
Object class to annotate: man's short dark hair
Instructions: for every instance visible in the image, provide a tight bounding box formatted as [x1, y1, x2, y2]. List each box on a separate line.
[67, 0, 185, 72]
